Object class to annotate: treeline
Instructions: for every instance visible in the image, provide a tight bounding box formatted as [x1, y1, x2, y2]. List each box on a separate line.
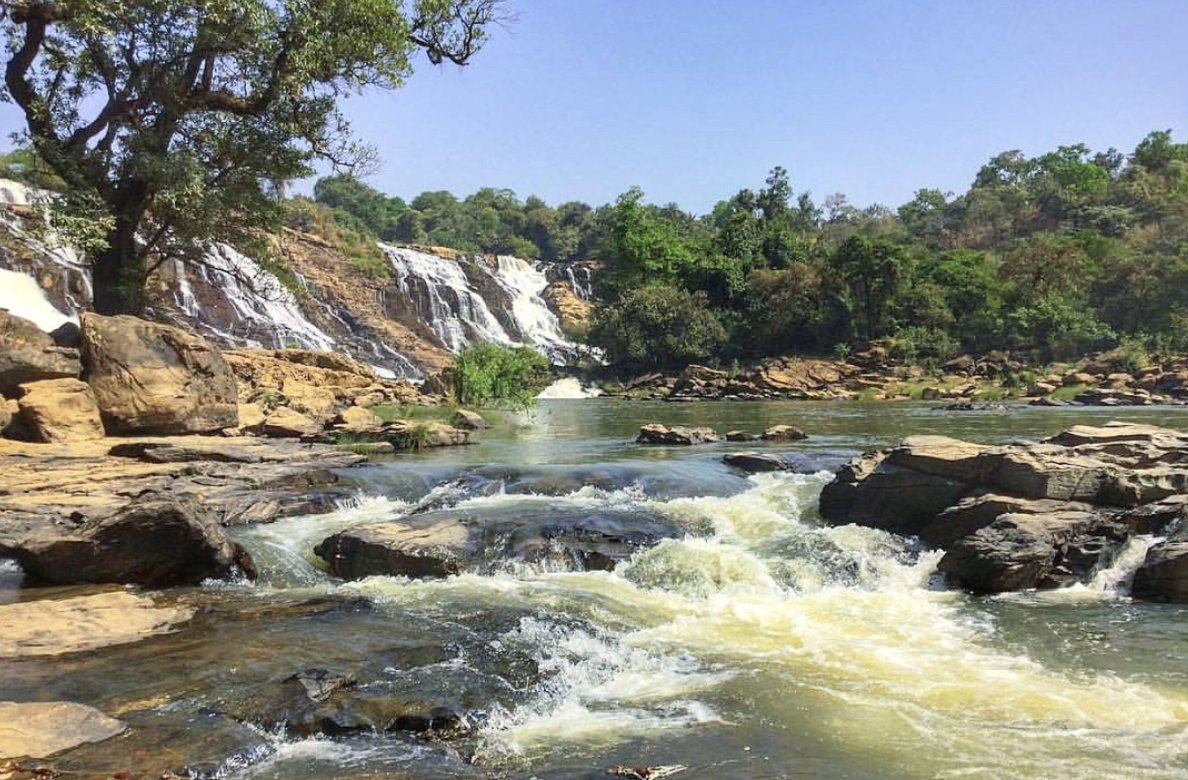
[299, 130, 1188, 370]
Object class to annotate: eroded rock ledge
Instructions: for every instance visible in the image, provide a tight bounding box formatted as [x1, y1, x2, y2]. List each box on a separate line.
[819, 422, 1188, 599]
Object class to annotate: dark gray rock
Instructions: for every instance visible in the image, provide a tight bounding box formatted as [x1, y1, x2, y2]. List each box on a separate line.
[1131, 541, 1188, 602]
[723, 452, 791, 473]
[4, 495, 254, 586]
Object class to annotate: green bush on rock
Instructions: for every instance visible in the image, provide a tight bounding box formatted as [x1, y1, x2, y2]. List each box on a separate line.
[451, 343, 551, 410]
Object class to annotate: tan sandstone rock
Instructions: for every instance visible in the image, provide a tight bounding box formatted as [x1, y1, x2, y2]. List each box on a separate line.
[16, 378, 104, 442]
[0, 701, 126, 759]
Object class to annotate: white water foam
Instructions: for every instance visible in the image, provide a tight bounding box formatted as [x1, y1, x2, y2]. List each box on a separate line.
[0, 267, 74, 332]
[537, 377, 603, 399]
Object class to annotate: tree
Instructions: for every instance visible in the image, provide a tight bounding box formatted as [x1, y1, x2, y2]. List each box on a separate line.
[829, 235, 907, 341]
[589, 285, 726, 369]
[1, 0, 505, 314]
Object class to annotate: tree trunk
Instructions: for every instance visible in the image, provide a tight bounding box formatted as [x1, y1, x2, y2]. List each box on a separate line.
[91, 185, 149, 316]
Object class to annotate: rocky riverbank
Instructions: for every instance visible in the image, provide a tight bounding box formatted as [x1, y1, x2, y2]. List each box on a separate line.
[602, 345, 1188, 406]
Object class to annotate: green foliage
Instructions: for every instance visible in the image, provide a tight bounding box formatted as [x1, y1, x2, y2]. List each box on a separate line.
[1, 0, 504, 313]
[589, 285, 727, 369]
[451, 343, 551, 410]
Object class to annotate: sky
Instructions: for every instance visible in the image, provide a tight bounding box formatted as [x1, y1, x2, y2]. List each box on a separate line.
[338, 0, 1188, 213]
[3, 0, 1186, 215]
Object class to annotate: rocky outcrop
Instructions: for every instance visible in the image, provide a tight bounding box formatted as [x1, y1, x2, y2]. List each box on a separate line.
[820, 422, 1188, 597]
[761, 424, 807, 441]
[16, 377, 104, 442]
[0, 308, 80, 396]
[81, 312, 238, 434]
[3, 495, 251, 586]
[636, 424, 719, 445]
[0, 701, 126, 759]
[723, 452, 792, 473]
[315, 518, 474, 580]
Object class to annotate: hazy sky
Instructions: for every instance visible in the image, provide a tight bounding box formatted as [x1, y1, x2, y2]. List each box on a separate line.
[3, 0, 1185, 214]
[340, 0, 1187, 213]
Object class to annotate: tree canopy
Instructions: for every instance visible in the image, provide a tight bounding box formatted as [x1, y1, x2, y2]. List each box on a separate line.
[0, 0, 505, 313]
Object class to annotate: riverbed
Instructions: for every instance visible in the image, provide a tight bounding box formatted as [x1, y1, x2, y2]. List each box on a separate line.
[5, 400, 1188, 779]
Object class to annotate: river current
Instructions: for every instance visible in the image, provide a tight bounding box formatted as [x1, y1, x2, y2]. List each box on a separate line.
[6, 400, 1188, 779]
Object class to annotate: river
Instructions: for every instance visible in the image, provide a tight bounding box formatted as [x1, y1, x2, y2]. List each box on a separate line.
[6, 400, 1188, 779]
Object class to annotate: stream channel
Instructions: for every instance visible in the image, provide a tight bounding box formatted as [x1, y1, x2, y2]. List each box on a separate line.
[5, 400, 1188, 779]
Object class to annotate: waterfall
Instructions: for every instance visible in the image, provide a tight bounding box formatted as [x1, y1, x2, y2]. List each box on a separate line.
[169, 244, 338, 352]
[380, 244, 583, 363]
[492, 255, 581, 363]
[381, 244, 516, 352]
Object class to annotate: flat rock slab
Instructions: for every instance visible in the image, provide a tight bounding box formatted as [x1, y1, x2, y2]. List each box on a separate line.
[637, 424, 719, 445]
[0, 701, 125, 759]
[0, 591, 193, 658]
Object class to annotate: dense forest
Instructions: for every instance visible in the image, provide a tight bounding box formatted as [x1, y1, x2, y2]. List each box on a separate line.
[2, 131, 1185, 371]
[292, 130, 1188, 370]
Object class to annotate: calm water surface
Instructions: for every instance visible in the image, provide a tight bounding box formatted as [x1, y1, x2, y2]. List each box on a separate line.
[5, 400, 1188, 779]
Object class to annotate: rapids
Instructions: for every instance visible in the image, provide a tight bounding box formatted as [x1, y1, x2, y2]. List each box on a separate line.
[5, 400, 1188, 779]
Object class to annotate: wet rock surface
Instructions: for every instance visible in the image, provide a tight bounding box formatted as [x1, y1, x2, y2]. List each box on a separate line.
[636, 424, 720, 445]
[3, 495, 249, 586]
[0, 591, 193, 657]
[317, 505, 685, 580]
[821, 421, 1188, 598]
[0, 701, 126, 759]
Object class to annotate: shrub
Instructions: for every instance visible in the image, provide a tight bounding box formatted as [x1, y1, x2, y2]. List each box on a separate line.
[588, 284, 727, 370]
[451, 343, 551, 410]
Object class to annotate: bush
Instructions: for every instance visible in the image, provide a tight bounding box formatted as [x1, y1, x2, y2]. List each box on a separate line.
[451, 343, 551, 410]
[588, 285, 727, 370]
[889, 326, 960, 365]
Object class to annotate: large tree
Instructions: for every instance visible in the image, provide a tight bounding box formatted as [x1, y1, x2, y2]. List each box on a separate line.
[1, 0, 504, 313]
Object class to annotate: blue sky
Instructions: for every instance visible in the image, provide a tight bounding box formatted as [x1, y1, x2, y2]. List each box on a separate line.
[3, 0, 1185, 214]
[340, 0, 1187, 213]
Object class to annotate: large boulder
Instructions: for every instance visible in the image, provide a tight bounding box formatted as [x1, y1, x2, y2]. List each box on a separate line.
[820, 421, 1188, 594]
[4, 495, 253, 586]
[1130, 541, 1188, 603]
[16, 377, 105, 442]
[637, 424, 719, 445]
[937, 512, 1127, 593]
[315, 519, 475, 580]
[761, 424, 808, 442]
[0, 309, 80, 397]
[81, 313, 237, 434]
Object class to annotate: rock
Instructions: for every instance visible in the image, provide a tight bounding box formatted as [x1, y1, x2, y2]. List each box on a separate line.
[0, 701, 125, 759]
[918, 494, 1095, 549]
[1063, 371, 1098, 386]
[384, 420, 470, 449]
[724, 430, 757, 442]
[1043, 422, 1188, 448]
[451, 408, 490, 430]
[315, 519, 474, 580]
[937, 512, 1127, 593]
[0, 591, 194, 658]
[1112, 494, 1188, 535]
[1029, 396, 1071, 407]
[107, 441, 265, 464]
[723, 452, 791, 473]
[5, 495, 252, 586]
[0, 309, 81, 396]
[16, 378, 105, 442]
[282, 377, 342, 421]
[237, 401, 267, 431]
[636, 424, 719, 445]
[316, 506, 682, 580]
[1130, 541, 1188, 602]
[1073, 388, 1155, 406]
[335, 405, 383, 431]
[81, 312, 238, 434]
[1027, 381, 1057, 396]
[0, 397, 11, 435]
[818, 452, 971, 536]
[760, 424, 807, 442]
[262, 406, 321, 438]
[942, 354, 975, 374]
[48, 320, 81, 349]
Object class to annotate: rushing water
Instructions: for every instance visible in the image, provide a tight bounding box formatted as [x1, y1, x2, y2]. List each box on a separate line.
[6, 401, 1188, 779]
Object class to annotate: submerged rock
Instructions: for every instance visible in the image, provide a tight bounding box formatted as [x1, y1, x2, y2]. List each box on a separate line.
[636, 423, 719, 445]
[0, 591, 194, 658]
[723, 452, 792, 473]
[4, 495, 252, 586]
[0, 701, 125, 759]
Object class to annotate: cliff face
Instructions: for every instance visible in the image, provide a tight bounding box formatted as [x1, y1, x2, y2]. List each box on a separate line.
[0, 180, 593, 378]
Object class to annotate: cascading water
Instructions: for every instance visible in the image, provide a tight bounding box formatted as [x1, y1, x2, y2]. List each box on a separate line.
[167, 244, 338, 352]
[380, 243, 584, 363]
